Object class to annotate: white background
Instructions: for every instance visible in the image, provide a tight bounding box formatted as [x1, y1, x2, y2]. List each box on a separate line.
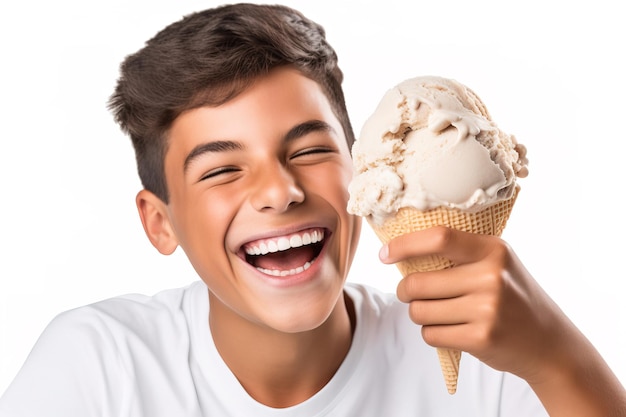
[1, 0, 624, 394]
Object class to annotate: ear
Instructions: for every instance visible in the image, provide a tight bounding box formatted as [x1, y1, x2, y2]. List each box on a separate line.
[135, 190, 179, 255]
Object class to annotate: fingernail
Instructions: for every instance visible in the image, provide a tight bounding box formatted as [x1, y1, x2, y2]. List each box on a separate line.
[379, 244, 389, 261]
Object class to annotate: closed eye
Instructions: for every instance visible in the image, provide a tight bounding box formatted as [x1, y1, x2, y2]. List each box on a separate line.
[290, 147, 334, 159]
[199, 166, 240, 181]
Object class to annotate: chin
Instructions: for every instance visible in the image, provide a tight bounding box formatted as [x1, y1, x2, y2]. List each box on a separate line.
[261, 287, 344, 334]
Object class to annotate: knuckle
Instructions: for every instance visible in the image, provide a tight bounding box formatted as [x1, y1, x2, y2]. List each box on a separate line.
[481, 298, 500, 320]
[430, 226, 453, 252]
[470, 324, 495, 351]
[476, 274, 506, 320]
[482, 268, 505, 292]
[489, 238, 512, 264]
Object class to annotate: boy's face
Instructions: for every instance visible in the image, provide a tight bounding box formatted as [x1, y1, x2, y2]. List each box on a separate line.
[158, 67, 361, 333]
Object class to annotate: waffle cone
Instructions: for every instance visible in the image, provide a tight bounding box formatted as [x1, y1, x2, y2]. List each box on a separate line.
[367, 187, 519, 394]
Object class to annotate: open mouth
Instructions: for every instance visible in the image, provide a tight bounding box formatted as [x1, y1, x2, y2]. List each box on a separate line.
[242, 228, 326, 277]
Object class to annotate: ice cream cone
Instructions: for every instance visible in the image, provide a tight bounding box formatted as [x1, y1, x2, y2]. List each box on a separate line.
[367, 186, 519, 394]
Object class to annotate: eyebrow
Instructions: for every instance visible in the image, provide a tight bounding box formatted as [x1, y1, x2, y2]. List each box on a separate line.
[183, 140, 243, 173]
[182, 119, 336, 173]
[284, 119, 335, 143]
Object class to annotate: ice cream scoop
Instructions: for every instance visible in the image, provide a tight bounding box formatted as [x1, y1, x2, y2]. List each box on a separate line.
[347, 75, 528, 394]
[348, 75, 528, 226]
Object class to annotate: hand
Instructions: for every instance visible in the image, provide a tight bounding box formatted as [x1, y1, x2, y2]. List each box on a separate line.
[380, 225, 556, 379]
[380, 226, 626, 416]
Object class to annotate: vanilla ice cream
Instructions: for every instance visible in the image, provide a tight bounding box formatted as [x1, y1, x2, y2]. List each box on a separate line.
[348, 76, 528, 225]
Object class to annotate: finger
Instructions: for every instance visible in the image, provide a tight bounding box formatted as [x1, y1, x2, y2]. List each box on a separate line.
[428, 320, 503, 354]
[396, 268, 469, 303]
[396, 263, 480, 302]
[405, 297, 471, 327]
[402, 273, 497, 324]
[420, 323, 471, 351]
[380, 226, 502, 266]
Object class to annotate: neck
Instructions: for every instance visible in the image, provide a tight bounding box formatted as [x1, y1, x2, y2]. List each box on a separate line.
[208, 291, 355, 408]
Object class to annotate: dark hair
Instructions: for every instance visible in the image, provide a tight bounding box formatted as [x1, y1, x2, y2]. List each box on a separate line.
[108, 3, 354, 203]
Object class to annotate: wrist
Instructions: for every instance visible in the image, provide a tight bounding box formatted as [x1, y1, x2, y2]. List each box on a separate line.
[526, 335, 626, 417]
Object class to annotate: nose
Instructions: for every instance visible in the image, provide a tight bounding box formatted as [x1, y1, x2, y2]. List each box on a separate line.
[249, 162, 305, 212]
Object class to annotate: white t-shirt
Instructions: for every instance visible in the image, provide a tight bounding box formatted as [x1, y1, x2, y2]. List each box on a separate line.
[0, 281, 547, 416]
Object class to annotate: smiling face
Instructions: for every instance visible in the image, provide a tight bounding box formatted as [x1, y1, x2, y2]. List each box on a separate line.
[140, 67, 361, 333]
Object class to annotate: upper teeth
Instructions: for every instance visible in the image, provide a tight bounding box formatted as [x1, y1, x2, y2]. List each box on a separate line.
[244, 229, 324, 256]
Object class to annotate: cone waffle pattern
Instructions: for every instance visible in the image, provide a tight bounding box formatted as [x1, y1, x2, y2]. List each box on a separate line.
[367, 188, 518, 394]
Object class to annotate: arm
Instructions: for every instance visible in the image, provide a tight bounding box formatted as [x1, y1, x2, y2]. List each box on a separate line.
[381, 226, 626, 416]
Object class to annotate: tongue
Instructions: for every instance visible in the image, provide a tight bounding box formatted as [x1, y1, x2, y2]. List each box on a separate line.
[252, 246, 316, 271]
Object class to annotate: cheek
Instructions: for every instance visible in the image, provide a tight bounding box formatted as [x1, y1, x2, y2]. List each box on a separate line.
[332, 162, 354, 208]
[307, 159, 352, 199]
[336, 158, 361, 267]
[172, 196, 238, 291]
[310, 160, 360, 262]
[169, 191, 237, 257]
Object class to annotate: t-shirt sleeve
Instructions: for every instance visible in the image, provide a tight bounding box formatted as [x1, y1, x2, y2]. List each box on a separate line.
[0, 308, 127, 417]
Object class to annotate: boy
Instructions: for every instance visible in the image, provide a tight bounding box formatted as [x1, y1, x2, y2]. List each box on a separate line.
[1, 3, 624, 416]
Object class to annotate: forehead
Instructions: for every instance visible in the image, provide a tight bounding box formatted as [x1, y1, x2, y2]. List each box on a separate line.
[165, 67, 348, 162]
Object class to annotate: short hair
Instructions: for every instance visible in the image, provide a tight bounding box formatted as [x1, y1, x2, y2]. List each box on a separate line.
[108, 3, 355, 203]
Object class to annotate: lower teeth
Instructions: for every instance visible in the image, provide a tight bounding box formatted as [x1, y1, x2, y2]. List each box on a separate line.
[257, 260, 313, 277]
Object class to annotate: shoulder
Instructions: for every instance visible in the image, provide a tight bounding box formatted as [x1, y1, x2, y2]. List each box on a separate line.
[87, 280, 201, 315]
[41, 281, 206, 352]
[0, 282, 209, 416]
